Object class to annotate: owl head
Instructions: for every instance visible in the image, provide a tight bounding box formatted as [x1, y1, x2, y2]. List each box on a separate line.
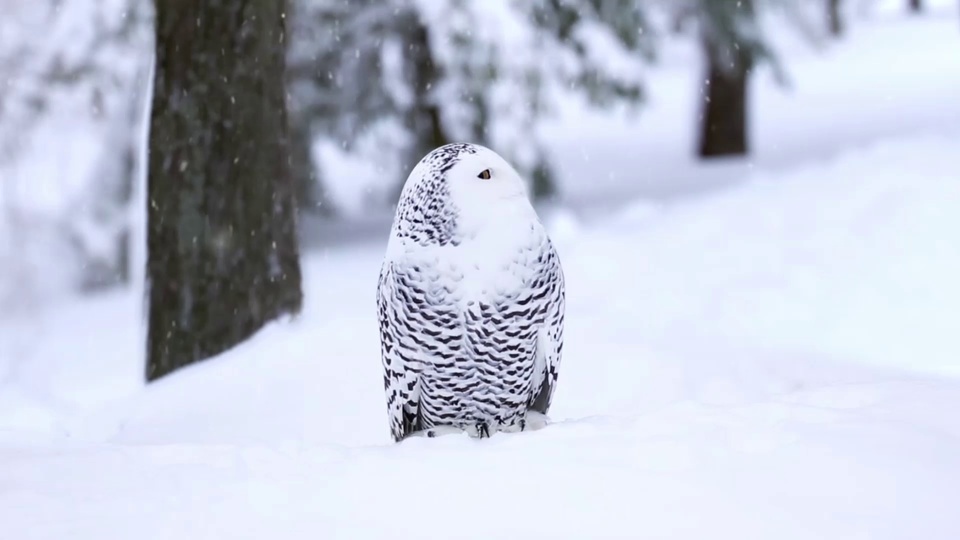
[392, 143, 533, 246]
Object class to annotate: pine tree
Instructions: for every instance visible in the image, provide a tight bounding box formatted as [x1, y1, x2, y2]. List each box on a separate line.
[288, 114, 324, 215]
[0, 0, 152, 294]
[286, 0, 400, 205]
[525, 0, 654, 197]
[288, 0, 655, 205]
[529, 0, 653, 105]
[285, 0, 334, 216]
[395, 6, 453, 199]
[146, 0, 303, 382]
[695, 0, 778, 158]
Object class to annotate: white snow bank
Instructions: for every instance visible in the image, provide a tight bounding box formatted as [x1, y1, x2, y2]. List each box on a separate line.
[2, 134, 960, 539]
[3, 378, 960, 540]
[562, 135, 960, 380]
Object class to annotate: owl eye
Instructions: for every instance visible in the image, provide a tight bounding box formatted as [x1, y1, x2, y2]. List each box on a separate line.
[477, 169, 492, 180]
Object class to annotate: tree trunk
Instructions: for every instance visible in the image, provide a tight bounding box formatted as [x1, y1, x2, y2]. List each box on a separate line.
[114, 62, 149, 287]
[146, 0, 303, 382]
[394, 10, 450, 200]
[530, 155, 558, 201]
[284, 0, 332, 221]
[827, 0, 844, 37]
[697, 35, 753, 158]
[908, 0, 922, 13]
[288, 113, 333, 216]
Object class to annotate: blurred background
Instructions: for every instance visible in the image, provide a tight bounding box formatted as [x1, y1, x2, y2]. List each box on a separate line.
[1, 0, 956, 310]
[2, 1, 960, 535]
[2, 0, 960, 413]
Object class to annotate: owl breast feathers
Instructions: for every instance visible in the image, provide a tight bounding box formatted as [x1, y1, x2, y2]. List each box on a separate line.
[377, 143, 565, 442]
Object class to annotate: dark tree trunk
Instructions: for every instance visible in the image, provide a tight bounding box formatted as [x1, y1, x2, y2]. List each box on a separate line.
[908, 0, 922, 13]
[393, 10, 450, 200]
[114, 145, 134, 285]
[146, 0, 303, 382]
[284, 0, 332, 221]
[288, 113, 333, 216]
[530, 155, 558, 201]
[827, 0, 844, 37]
[697, 14, 755, 159]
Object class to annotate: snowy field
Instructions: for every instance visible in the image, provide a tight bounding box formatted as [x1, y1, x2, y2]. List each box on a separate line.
[2, 131, 960, 538]
[3, 4, 960, 539]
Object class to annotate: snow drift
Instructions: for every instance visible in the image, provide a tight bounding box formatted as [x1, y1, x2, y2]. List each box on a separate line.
[2, 132, 960, 539]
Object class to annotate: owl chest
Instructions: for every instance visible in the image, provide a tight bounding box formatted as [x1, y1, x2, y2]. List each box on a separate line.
[419, 296, 539, 421]
[406, 265, 542, 421]
[395, 232, 545, 357]
[417, 277, 542, 372]
[426, 238, 542, 301]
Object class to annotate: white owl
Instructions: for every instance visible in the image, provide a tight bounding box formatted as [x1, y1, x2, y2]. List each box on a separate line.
[377, 143, 565, 441]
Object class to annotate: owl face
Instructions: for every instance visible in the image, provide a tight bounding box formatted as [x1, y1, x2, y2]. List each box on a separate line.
[391, 143, 535, 250]
[443, 144, 529, 210]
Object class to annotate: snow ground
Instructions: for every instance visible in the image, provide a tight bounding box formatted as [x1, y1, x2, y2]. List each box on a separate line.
[2, 131, 960, 539]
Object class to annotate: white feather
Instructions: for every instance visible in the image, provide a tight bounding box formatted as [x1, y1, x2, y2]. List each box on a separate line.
[378, 143, 565, 441]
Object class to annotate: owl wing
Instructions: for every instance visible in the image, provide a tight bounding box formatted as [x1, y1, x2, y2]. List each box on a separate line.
[377, 262, 424, 442]
[529, 239, 566, 414]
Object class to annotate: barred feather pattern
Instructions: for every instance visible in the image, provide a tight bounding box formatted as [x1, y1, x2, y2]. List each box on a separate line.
[377, 143, 565, 442]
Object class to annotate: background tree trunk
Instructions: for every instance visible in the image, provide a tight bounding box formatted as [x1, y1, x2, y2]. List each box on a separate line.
[146, 0, 303, 382]
[827, 0, 844, 37]
[409, 19, 450, 162]
[908, 0, 922, 12]
[288, 113, 333, 217]
[697, 35, 753, 158]
[392, 11, 450, 201]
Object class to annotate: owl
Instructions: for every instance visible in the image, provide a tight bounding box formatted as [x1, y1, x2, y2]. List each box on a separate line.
[377, 143, 565, 441]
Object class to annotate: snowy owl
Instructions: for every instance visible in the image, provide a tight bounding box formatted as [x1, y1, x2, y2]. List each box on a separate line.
[377, 143, 565, 442]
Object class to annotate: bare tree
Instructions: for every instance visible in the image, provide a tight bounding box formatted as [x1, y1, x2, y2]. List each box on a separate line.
[146, 0, 303, 381]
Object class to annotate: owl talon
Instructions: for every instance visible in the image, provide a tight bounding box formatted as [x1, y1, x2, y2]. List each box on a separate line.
[498, 419, 525, 434]
[462, 421, 491, 439]
[378, 144, 565, 447]
[408, 425, 465, 439]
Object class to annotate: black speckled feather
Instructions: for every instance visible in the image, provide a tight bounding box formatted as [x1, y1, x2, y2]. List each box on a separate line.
[377, 143, 565, 442]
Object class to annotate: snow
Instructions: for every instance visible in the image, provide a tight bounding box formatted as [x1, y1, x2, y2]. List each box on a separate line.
[3, 5, 960, 539]
[3, 130, 960, 538]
